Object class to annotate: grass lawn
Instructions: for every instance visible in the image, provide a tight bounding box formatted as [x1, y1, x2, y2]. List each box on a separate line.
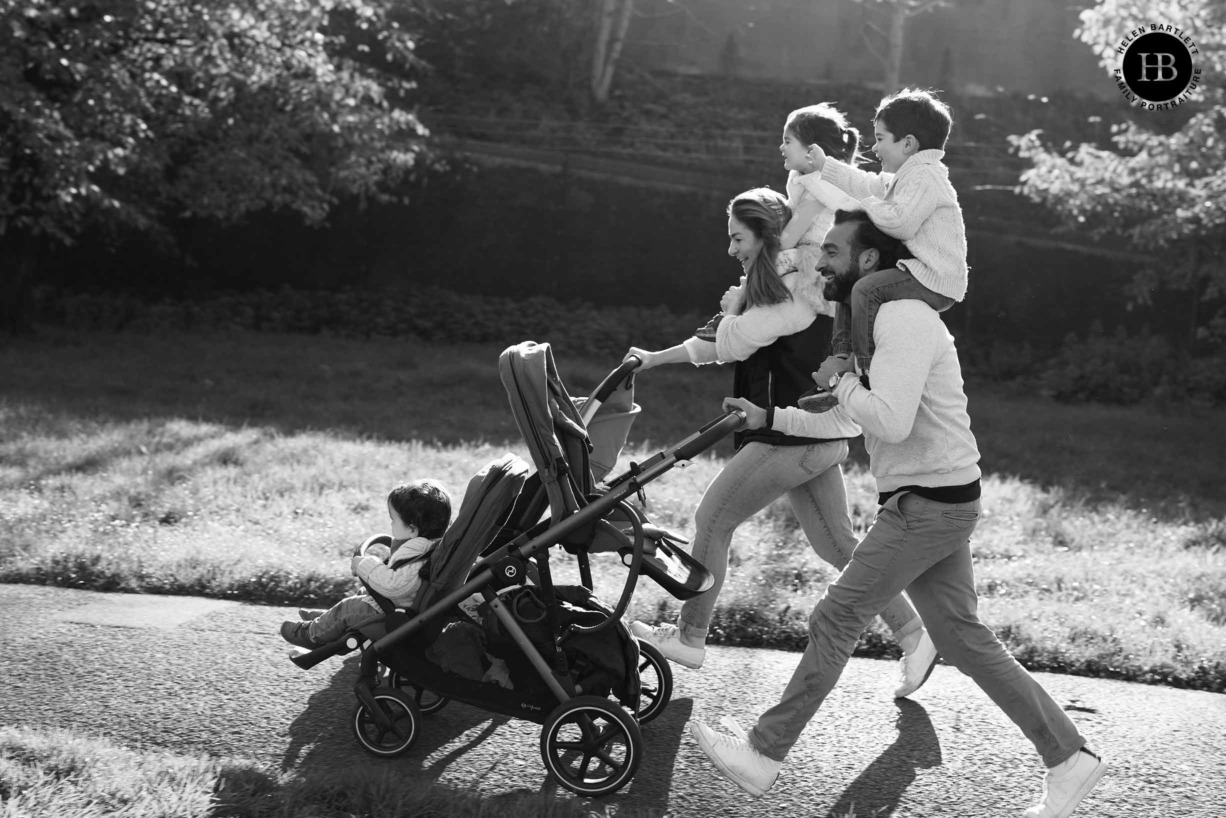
[2, 328, 1226, 694]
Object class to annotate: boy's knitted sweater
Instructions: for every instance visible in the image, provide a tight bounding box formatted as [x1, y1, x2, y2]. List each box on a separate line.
[816, 149, 968, 302]
[770, 300, 980, 493]
[351, 535, 435, 609]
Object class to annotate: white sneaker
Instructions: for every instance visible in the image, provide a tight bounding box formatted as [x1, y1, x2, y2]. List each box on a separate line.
[1023, 748, 1107, 818]
[894, 629, 939, 698]
[689, 719, 781, 797]
[629, 621, 706, 669]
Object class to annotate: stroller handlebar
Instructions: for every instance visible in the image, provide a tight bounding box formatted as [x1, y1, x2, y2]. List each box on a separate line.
[590, 356, 641, 403]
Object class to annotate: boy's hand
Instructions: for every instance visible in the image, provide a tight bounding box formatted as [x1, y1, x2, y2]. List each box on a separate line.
[722, 396, 767, 429]
[806, 144, 828, 172]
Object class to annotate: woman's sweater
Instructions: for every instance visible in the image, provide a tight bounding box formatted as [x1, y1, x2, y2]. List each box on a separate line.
[683, 263, 861, 446]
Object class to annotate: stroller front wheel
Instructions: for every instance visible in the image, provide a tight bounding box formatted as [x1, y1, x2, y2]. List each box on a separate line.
[352, 688, 421, 757]
[634, 640, 673, 724]
[387, 672, 450, 715]
[540, 695, 642, 797]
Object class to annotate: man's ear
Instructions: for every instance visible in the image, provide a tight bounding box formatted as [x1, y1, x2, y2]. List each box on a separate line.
[859, 247, 880, 271]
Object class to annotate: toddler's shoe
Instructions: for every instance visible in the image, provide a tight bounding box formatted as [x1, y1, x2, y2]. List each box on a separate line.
[797, 387, 839, 413]
[689, 718, 781, 797]
[298, 608, 325, 621]
[629, 621, 705, 669]
[1023, 747, 1107, 818]
[280, 621, 321, 650]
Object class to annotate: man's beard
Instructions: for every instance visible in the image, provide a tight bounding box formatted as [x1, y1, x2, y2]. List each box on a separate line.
[821, 258, 861, 303]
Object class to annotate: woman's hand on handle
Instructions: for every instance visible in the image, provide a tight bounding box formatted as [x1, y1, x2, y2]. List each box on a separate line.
[722, 397, 767, 430]
[625, 347, 658, 371]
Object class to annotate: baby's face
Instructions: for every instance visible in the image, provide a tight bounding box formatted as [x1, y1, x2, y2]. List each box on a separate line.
[388, 501, 417, 540]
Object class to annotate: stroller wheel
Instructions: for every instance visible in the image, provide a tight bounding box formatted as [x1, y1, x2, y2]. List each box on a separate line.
[540, 695, 642, 797]
[352, 688, 421, 757]
[387, 672, 450, 715]
[635, 640, 673, 724]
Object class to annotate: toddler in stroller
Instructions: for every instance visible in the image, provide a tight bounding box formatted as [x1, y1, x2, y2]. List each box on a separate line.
[284, 341, 745, 797]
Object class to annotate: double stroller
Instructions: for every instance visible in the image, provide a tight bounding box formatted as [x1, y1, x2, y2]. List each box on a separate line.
[288, 340, 745, 796]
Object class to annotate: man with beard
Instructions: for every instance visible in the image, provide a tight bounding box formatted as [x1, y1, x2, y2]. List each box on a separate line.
[696, 209, 1106, 818]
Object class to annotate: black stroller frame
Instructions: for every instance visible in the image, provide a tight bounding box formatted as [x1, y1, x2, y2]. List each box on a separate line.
[288, 341, 744, 797]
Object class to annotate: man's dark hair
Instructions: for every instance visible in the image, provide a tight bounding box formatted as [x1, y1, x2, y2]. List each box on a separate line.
[388, 479, 452, 538]
[833, 209, 907, 271]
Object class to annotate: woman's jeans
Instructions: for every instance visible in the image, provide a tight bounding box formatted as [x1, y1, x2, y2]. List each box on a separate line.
[830, 267, 956, 373]
[677, 440, 921, 645]
[749, 492, 1085, 768]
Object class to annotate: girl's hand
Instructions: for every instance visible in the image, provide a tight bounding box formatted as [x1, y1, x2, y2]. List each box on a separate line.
[720, 281, 746, 314]
[625, 347, 658, 370]
[722, 396, 767, 429]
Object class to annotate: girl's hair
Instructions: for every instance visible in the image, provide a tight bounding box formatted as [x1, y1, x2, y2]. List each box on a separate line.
[785, 103, 861, 164]
[728, 188, 793, 310]
[388, 479, 452, 539]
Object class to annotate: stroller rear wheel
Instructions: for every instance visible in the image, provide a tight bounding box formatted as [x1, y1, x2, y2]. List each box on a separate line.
[352, 688, 421, 757]
[634, 640, 673, 724]
[540, 695, 642, 797]
[387, 673, 450, 714]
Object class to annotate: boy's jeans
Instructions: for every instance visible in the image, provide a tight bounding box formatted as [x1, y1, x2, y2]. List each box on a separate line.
[830, 267, 956, 373]
[749, 492, 1085, 768]
[677, 441, 921, 646]
[307, 595, 385, 642]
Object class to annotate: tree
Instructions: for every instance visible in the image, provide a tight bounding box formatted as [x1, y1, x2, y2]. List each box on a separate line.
[0, 0, 429, 331]
[1010, 0, 1226, 348]
[853, 0, 951, 93]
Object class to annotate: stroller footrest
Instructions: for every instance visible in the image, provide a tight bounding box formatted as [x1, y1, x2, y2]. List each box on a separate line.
[289, 633, 363, 669]
[622, 537, 714, 600]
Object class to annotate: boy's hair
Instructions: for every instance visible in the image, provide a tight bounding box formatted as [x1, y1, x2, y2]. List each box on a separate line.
[785, 103, 861, 164]
[874, 88, 953, 151]
[388, 479, 452, 539]
[833, 209, 906, 271]
[728, 188, 793, 310]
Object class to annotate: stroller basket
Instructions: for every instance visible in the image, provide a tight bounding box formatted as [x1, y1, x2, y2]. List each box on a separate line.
[288, 342, 745, 798]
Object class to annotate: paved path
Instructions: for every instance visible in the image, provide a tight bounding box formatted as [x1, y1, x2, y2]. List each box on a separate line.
[1, 583, 1222, 817]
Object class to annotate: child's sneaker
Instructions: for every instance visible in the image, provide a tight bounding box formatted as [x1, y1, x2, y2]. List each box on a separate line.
[628, 621, 705, 669]
[1023, 748, 1107, 818]
[797, 387, 839, 413]
[280, 621, 321, 650]
[689, 719, 781, 797]
[298, 608, 325, 621]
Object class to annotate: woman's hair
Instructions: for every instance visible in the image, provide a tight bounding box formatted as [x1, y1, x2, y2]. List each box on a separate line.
[728, 188, 793, 310]
[388, 479, 452, 539]
[784, 103, 861, 164]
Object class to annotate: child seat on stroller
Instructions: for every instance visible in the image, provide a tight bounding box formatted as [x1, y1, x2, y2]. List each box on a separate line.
[287, 341, 744, 797]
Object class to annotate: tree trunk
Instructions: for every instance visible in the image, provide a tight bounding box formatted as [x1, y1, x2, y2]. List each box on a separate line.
[885, 4, 906, 93]
[591, 0, 635, 105]
[0, 233, 40, 335]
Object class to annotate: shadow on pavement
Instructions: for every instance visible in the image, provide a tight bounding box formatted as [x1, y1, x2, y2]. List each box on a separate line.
[281, 654, 510, 777]
[827, 699, 942, 817]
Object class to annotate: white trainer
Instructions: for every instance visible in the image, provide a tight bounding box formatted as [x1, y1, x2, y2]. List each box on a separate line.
[689, 719, 781, 797]
[894, 629, 939, 698]
[1023, 748, 1107, 818]
[629, 621, 705, 669]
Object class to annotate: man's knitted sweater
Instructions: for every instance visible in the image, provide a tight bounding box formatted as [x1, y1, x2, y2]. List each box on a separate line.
[816, 149, 969, 302]
[771, 300, 980, 494]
